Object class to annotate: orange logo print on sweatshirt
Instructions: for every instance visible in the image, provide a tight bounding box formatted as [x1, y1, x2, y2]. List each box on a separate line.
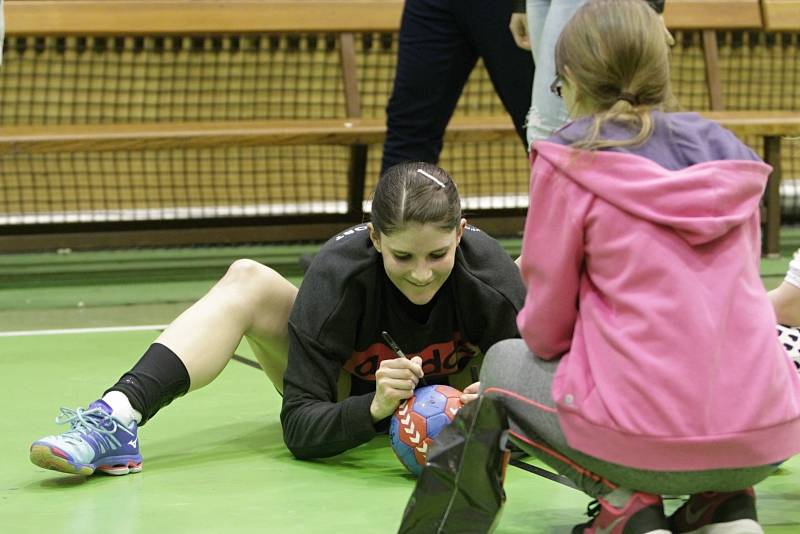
[343, 335, 479, 381]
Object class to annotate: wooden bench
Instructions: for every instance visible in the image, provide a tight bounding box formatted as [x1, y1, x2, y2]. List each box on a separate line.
[4, 1, 405, 34]
[2, 0, 534, 251]
[663, 0, 800, 256]
[2, 111, 798, 249]
[1, 0, 798, 254]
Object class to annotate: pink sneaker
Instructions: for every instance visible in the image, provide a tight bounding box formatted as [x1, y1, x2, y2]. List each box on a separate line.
[572, 492, 670, 534]
[668, 488, 764, 534]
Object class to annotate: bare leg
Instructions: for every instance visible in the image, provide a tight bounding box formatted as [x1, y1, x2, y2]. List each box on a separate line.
[769, 281, 800, 327]
[155, 259, 297, 392]
[30, 259, 297, 476]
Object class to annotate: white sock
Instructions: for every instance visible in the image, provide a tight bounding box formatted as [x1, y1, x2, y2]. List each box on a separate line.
[102, 391, 142, 427]
[603, 488, 634, 508]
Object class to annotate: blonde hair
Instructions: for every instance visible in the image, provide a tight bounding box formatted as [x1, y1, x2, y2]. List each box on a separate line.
[555, 0, 673, 151]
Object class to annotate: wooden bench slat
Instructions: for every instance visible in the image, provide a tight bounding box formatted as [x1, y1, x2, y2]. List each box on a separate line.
[1, 113, 796, 155]
[5, 0, 405, 35]
[664, 0, 762, 29]
[0, 119, 387, 153]
[703, 111, 800, 136]
[0, 117, 519, 154]
[762, 0, 800, 31]
[5, 0, 769, 34]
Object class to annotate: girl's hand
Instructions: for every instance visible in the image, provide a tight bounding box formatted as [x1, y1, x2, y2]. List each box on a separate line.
[460, 381, 480, 405]
[370, 356, 424, 422]
[509, 14, 531, 50]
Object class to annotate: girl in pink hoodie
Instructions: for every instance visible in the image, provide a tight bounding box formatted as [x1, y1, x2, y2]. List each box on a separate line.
[506, 0, 800, 532]
[398, 1, 800, 533]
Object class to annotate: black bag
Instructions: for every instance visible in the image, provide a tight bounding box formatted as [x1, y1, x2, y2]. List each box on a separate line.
[397, 395, 510, 534]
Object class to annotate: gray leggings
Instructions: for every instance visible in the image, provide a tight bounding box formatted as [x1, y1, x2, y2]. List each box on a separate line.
[480, 339, 777, 498]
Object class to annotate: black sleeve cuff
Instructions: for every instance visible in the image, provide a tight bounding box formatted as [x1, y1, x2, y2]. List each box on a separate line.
[343, 391, 380, 443]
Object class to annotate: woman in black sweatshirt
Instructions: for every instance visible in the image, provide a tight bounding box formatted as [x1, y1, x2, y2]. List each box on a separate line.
[30, 161, 526, 475]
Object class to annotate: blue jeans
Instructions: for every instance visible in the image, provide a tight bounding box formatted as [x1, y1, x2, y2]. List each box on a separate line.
[381, 0, 534, 173]
[525, 0, 586, 146]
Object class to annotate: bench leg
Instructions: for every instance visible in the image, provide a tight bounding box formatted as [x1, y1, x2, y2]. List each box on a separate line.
[763, 136, 782, 258]
[347, 144, 368, 217]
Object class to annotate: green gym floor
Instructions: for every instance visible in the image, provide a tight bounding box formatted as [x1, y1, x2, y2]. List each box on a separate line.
[2, 234, 800, 533]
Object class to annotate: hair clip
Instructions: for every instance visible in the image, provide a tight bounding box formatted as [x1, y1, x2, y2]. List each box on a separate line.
[417, 169, 446, 188]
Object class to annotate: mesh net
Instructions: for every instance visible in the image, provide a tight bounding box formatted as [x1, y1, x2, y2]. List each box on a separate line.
[714, 31, 800, 217]
[1, 34, 347, 123]
[1, 147, 351, 224]
[0, 30, 798, 229]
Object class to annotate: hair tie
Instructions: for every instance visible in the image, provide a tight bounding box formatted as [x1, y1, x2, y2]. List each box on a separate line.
[417, 169, 446, 188]
[618, 92, 638, 105]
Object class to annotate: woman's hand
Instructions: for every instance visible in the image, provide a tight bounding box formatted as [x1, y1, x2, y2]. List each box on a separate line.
[509, 14, 531, 50]
[370, 356, 424, 422]
[460, 381, 480, 405]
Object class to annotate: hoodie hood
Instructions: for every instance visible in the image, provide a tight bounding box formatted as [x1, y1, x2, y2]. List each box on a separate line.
[533, 116, 771, 245]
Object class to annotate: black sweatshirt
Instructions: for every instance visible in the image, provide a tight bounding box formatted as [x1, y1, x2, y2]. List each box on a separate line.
[280, 224, 525, 459]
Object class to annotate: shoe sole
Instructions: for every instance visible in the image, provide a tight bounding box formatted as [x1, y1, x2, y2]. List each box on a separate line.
[29, 444, 143, 476]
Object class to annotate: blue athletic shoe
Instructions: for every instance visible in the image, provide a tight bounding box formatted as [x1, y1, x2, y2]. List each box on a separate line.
[30, 400, 142, 476]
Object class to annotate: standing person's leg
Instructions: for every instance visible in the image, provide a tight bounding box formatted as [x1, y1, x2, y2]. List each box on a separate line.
[30, 259, 297, 476]
[524, 0, 549, 144]
[525, 0, 549, 58]
[460, 0, 535, 150]
[380, 0, 479, 173]
[525, 0, 585, 147]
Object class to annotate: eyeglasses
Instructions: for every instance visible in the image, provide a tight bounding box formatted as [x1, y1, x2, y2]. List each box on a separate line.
[550, 75, 563, 98]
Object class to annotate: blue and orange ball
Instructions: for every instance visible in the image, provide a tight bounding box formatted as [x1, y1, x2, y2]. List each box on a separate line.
[389, 384, 464, 476]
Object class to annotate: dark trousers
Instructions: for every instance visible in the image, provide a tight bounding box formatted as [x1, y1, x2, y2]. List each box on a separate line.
[380, 0, 535, 174]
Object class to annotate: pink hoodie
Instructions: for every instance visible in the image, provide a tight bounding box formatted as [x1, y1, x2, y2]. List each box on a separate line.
[518, 122, 800, 471]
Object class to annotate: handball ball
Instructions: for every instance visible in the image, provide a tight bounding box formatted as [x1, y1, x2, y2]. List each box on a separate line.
[389, 384, 464, 476]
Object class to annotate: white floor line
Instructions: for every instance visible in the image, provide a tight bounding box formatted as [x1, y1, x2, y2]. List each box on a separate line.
[0, 324, 168, 337]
